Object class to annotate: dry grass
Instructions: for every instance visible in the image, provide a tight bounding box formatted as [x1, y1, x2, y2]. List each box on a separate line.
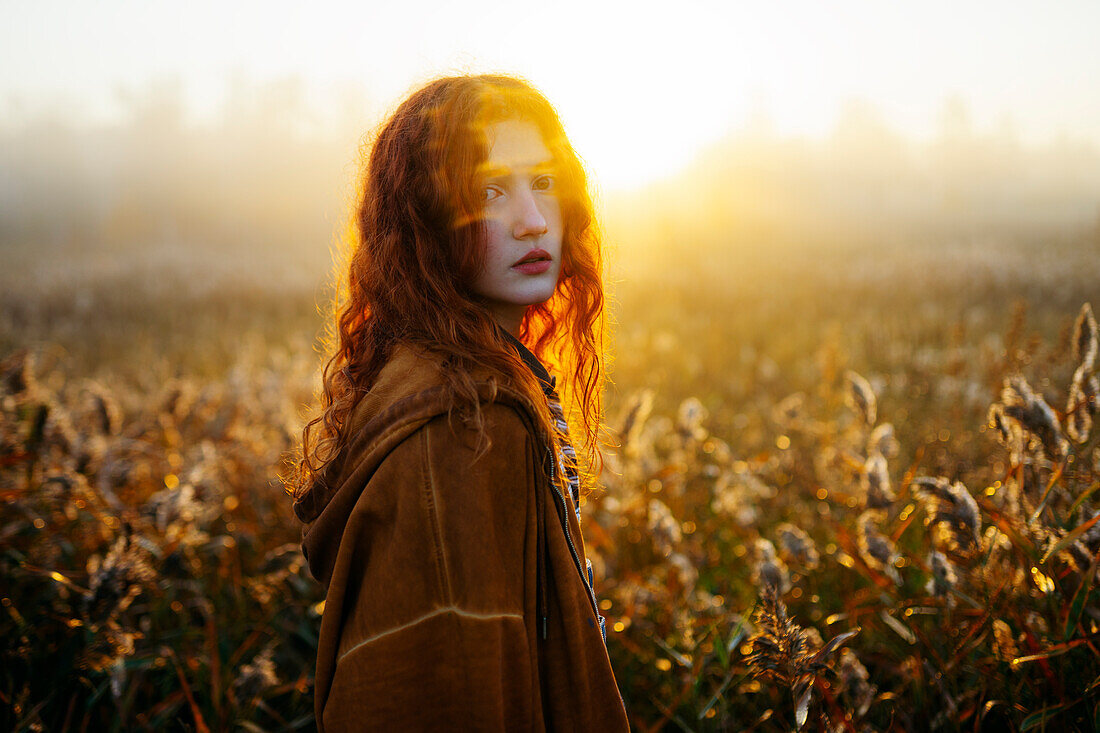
[2, 233, 1100, 731]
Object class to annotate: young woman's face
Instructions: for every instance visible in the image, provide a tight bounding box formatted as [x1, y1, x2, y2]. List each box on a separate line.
[470, 118, 563, 335]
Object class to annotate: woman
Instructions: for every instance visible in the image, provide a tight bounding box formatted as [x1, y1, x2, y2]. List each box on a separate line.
[288, 74, 631, 731]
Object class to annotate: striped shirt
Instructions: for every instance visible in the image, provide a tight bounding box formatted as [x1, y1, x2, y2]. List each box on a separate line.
[499, 331, 582, 526]
[499, 330, 605, 643]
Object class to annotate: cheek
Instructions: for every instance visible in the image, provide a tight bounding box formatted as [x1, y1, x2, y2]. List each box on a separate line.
[481, 221, 506, 257]
[550, 202, 566, 252]
[543, 199, 564, 239]
[547, 197, 563, 223]
[475, 222, 514, 279]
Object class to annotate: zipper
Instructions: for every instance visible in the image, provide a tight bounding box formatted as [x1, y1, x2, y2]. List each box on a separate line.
[545, 445, 602, 632]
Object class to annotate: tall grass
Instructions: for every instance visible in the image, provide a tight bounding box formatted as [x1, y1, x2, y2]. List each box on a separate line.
[2, 234, 1099, 731]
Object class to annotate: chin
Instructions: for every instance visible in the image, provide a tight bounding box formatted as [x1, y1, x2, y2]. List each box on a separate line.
[526, 282, 560, 305]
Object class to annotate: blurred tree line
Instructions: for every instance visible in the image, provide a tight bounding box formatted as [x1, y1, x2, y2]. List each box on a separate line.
[1, 76, 1098, 292]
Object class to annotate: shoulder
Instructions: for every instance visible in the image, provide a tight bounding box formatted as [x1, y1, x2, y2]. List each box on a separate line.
[352, 341, 544, 441]
[417, 400, 539, 463]
[346, 344, 447, 430]
[411, 404, 540, 538]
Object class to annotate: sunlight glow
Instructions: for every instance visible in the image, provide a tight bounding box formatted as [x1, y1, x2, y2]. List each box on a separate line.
[3, 1, 1099, 192]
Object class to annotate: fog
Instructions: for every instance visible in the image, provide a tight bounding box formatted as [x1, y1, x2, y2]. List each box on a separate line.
[2, 79, 1098, 296]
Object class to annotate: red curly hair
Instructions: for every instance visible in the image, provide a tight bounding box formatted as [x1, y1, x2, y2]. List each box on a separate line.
[287, 73, 607, 500]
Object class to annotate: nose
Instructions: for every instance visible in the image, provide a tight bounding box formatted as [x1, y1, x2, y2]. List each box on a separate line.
[511, 189, 548, 240]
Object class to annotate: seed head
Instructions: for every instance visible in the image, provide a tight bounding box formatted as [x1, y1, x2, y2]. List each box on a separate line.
[668, 551, 699, 592]
[234, 645, 279, 706]
[992, 619, 1019, 662]
[845, 371, 877, 426]
[1067, 364, 1098, 444]
[78, 625, 140, 673]
[84, 532, 157, 626]
[837, 648, 876, 717]
[676, 397, 708, 441]
[1000, 375, 1067, 459]
[647, 498, 682, 557]
[776, 523, 820, 570]
[911, 476, 982, 553]
[1072, 302, 1098, 369]
[82, 382, 122, 436]
[619, 388, 654, 456]
[857, 510, 902, 585]
[1, 349, 36, 396]
[924, 550, 958, 599]
[868, 422, 899, 458]
[987, 403, 1021, 452]
[861, 452, 895, 509]
[773, 392, 806, 427]
[747, 586, 860, 729]
[752, 538, 792, 594]
[746, 585, 818, 684]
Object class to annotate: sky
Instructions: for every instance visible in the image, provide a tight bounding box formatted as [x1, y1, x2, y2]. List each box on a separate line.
[3, 0, 1099, 190]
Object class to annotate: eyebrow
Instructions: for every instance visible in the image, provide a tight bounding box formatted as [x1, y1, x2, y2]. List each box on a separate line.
[480, 159, 557, 179]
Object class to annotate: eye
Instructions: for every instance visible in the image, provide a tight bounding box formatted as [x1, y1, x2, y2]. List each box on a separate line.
[484, 185, 504, 203]
[532, 174, 555, 192]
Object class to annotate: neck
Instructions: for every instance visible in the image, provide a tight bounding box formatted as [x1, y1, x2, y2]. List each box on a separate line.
[489, 304, 526, 337]
[497, 323, 554, 392]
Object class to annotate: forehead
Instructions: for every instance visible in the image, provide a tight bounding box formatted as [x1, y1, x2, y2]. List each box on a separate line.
[483, 119, 552, 171]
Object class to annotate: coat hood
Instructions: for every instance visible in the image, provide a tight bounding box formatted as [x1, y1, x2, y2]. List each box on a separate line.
[291, 341, 629, 731]
[292, 342, 549, 587]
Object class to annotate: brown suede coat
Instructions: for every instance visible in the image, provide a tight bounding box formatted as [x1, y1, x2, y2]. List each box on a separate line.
[293, 344, 630, 731]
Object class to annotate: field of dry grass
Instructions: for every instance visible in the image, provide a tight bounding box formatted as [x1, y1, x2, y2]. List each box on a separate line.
[3, 231, 1100, 731]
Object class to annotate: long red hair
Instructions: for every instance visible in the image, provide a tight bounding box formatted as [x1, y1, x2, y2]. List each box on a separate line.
[287, 74, 607, 500]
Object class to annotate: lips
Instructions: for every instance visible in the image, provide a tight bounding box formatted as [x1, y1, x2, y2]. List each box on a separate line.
[512, 248, 551, 267]
[511, 248, 553, 276]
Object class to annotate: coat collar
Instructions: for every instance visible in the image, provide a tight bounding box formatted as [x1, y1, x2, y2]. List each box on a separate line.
[293, 340, 552, 526]
[497, 327, 555, 393]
